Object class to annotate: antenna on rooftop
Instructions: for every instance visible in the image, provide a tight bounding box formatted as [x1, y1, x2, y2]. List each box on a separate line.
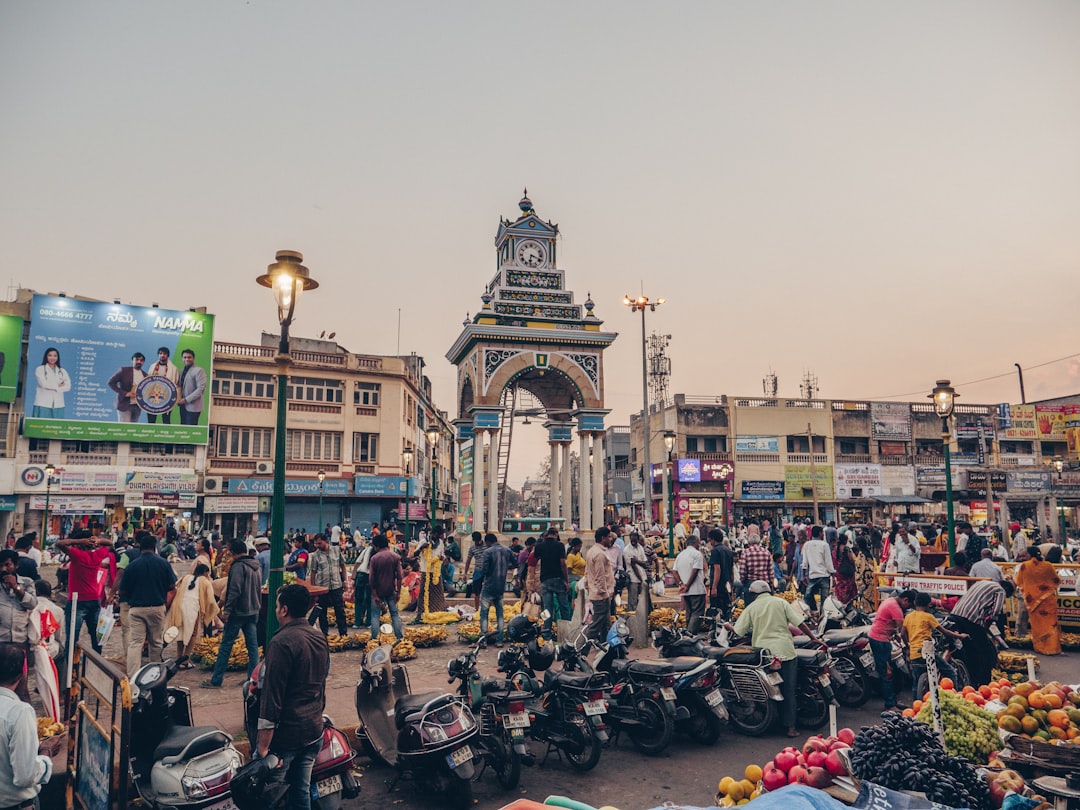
[647, 332, 672, 407]
[800, 370, 818, 401]
[763, 369, 778, 399]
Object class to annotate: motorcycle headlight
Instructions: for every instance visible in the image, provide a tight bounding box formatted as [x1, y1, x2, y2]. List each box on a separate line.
[182, 776, 208, 799]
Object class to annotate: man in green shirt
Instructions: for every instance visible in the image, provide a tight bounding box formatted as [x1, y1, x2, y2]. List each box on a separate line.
[727, 580, 822, 737]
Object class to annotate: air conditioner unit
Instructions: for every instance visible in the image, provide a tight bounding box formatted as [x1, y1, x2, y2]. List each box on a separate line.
[255, 461, 274, 475]
[203, 476, 224, 493]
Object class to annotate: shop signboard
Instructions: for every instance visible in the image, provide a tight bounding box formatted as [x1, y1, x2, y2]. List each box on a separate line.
[1035, 405, 1067, 441]
[397, 502, 428, 519]
[0, 314, 23, 403]
[125, 470, 197, 493]
[0, 495, 16, 511]
[955, 421, 988, 441]
[870, 402, 911, 440]
[677, 458, 701, 482]
[783, 464, 834, 500]
[28, 494, 105, 513]
[915, 466, 962, 487]
[229, 477, 351, 496]
[952, 452, 981, 466]
[23, 294, 215, 443]
[741, 480, 784, 500]
[352, 475, 422, 497]
[1067, 406, 1080, 459]
[1001, 404, 1037, 440]
[881, 466, 915, 496]
[834, 463, 883, 499]
[124, 491, 197, 508]
[966, 470, 1008, 496]
[700, 460, 735, 482]
[736, 436, 779, 453]
[203, 496, 261, 513]
[1058, 595, 1080, 630]
[884, 574, 971, 596]
[1006, 470, 1052, 493]
[58, 469, 120, 493]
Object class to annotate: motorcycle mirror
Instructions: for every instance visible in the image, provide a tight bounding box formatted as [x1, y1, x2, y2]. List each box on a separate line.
[379, 623, 394, 635]
[615, 619, 630, 638]
[163, 626, 180, 644]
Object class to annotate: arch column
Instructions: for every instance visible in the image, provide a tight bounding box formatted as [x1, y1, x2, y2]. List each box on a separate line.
[591, 431, 605, 530]
[550, 441, 561, 521]
[472, 428, 486, 532]
[488, 429, 500, 533]
[578, 431, 591, 531]
[560, 442, 572, 528]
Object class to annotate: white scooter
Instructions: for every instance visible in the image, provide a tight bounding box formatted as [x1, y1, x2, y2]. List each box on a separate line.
[129, 627, 243, 809]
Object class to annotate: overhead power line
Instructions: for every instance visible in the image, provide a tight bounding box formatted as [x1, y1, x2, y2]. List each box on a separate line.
[864, 352, 1080, 401]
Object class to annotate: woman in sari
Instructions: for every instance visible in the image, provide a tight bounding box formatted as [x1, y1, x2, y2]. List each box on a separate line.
[167, 564, 219, 666]
[853, 535, 879, 613]
[1013, 545, 1061, 655]
[832, 535, 857, 605]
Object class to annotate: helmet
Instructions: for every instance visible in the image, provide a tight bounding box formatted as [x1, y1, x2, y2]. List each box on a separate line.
[506, 614, 537, 643]
[525, 639, 555, 671]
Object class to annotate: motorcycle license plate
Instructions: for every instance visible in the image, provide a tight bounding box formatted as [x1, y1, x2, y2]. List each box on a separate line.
[818, 674, 831, 688]
[447, 745, 473, 769]
[314, 774, 343, 798]
[583, 700, 606, 716]
[860, 652, 874, 668]
[766, 672, 783, 685]
[503, 712, 530, 729]
[705, 689, 723, 707]
[660, 687, 676, 702]
[204, 800, 238, 810]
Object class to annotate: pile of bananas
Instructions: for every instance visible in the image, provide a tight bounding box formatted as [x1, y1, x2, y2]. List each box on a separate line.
[37, 717, 63, 741]
[648, 607, 686, 630]
[192, 635, 263, 670]
[456, 621, 482, 642]
[991, 668, 1028, 685]
[420, 611, 462, 624]
[779, 584, 800, 603]
[1006, 631, 1080, 651]
[364, 636, 417, 661]
[730, 598, 746, 621]
[407, 626, 448, 647]
[998, 650, 1040, 672]
[325, 605, 356, 626]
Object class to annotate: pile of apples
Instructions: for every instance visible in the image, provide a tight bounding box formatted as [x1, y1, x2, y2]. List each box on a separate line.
[759, 729, 854, 792]
[982, 760, 1028, 809]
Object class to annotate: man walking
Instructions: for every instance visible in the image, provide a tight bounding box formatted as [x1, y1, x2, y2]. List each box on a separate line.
[892, 525, 922, 575]
[117, 533, 176, 677]
[255, 536, 271, 585]
[478, 534, 515, 644]
[462, 530, 485, 610]
[739, 534, 773, 597]
[802, 525, 835, 616]
[310, 534, 348, 637]
[535, 528, 570, 639]
[673, 535, 706, 634]
[256, 584, 330, 810]
[585, 527, 615, 642]
[56, 529, 115, 655]
[622, 532, 648, 612]
[352, 537, 372, 629]
[368, 535, 403, 640]
[707, 529, 735, 619]
[204, 539, 261, 687]
[0, 642, 53, 807]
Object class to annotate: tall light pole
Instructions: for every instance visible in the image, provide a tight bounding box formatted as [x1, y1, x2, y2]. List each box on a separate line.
[624, 294, 665, 526]
[317, 470, 326, 535]
[256, 250, 319, 639]
[426, 426, 440, 533]
[43, 463, 56, 546]
[930, 380, 957, 565]
[663, 431, 677, 556]
[402, 447, 414, 545]
[1055, 460, 1067, 547]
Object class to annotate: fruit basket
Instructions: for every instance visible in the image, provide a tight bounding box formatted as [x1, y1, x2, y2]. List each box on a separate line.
[1001, 731, 1080, 768]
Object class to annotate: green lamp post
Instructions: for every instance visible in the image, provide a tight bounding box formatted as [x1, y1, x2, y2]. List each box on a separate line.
[1055, 460, 1067, 547]
[256, 250, 318, 640]
[930, 380, 957, 565]
[402, 446, 414, 544]
[43, 463, 56, 546]
[426, 426, 440, 532]
[317, 469, 325, 534]
[663, 430, 677, 556]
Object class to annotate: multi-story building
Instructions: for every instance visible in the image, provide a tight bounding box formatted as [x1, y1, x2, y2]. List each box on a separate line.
[629, 392, 1079, 533]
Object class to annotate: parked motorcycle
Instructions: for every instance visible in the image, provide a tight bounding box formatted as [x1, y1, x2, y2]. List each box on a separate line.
[242, 660, 360, 809]
[793, 625, 873, 708]
[496, 615, 608, 771]
[447, 634, 532, 789]
[355, 638, 478, 810]
[129, 627, 243, 810]
[793, 645, 839, 729]
[652, 622, 782, 737]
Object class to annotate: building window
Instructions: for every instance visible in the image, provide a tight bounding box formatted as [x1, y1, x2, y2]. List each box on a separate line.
[212, 370, 275, 399]
[354, 382, 380, 406]
[130, 443, 195, 456]
[60, 441, 115, 454]
[0, 408, 8, 456]
[685, 436, 723, 453]
[287, 376, 343, 404]
[213, 426, 273, 458]
[286, 430, 343, 461]
[353, 432, 379, 463]
[838, 439, 869, 455]
[28, 437, 50, 452]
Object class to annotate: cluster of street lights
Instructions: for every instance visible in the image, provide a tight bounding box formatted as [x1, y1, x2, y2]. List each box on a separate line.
[623, 294, 664, 526]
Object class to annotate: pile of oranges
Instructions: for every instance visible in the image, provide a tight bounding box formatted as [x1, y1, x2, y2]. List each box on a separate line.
[902, 676, 1006, 717]
[995, 680, 1080, 743]
[716, 765, 764, 806]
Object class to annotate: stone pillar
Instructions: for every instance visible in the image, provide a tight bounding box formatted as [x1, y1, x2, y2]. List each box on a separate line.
[592, 432, 605, 530]
[578, 431, 591, 531]
[472, 429, 485, 532]
[550, 442, 561, 520]
[1049, 494, 1060, 541]
[488, 429, 500, 534]
[560, 442, 572, 529]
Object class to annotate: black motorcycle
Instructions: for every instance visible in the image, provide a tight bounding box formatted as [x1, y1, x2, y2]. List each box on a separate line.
[794, 625, 872, 708]
[793, 645, 839, 729]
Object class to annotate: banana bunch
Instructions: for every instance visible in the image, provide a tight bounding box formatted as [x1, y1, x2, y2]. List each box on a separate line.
[998, 651, 1039, 672]
[647, 607, 686, 630]
[193, 635, 262, 670]
[37, 717, 63, 741]
[420, 611, 462, 624]
[405, 626, 448, 647]
[457, 621, 482, 642]
[326, 634, 352, 652]
[326, 605, 356, 626]
[991, 667, 1028, 685]
[392, 640, 417, 660]
[780, 585, 799, 603]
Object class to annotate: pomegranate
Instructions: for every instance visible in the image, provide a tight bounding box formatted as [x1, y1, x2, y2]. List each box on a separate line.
[804, 766, 834, 789]
[762, 765, 788, 792]
[773, 750, 799, 773]
[837, 728, 855, 745]
[825, 750, 846, 776]
[806, 750, 828, 769]
[787, 765, 808, 785]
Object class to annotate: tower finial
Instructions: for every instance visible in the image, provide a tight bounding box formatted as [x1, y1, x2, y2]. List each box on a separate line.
[518, 189, 533, 213]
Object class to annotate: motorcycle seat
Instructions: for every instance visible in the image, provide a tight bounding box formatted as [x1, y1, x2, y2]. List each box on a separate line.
[822, 627, 867, 645]
[394, 692, 450, 728]
[610, 658, 673, 677]
[665, 656, 705, 673]
[793, 636, 815, 648]
[723, 648, 765, 664]
[153, 726, 232, 763]
[795, 648, 827, 666]
[543, 669, 596, 690]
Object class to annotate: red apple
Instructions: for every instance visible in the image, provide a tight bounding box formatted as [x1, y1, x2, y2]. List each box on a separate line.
[763, 765, 789, 791]
[805, 766, 834, 789]
[837, 728, 856, 745]
[806, 750, 828, 769]
[773, 750, 799, 773]
[787, 765, 808, 785]
[825, 750, 847, 776]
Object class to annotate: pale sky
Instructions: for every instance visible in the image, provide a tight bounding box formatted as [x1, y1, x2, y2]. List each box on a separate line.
[3, 2, 1079, 487]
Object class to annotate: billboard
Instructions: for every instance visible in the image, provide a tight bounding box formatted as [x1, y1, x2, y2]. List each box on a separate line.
[736, 435, 779, 453]
[0, 314, 23, 403]
[1035, 405, 1067, 441]
[834, 463, 883, 499]
[783, 464, 834, 500]
[1001, 404, 1037, 440]
[23, 295, 214, 443]
[741, 480, 784, 500]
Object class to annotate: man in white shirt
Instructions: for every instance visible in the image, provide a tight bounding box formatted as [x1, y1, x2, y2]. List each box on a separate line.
[893, 525, 921, 575]
[968, 548, 1004, 582]
[0, 642, 53, 808]
[673, 535, 706, 633]
[622, 532, 649, 612]
[802, 525, 835, 616]
[673, 520, 687, 550]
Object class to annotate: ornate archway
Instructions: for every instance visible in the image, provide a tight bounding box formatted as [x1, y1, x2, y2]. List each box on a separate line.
[446, 193, 617, 533]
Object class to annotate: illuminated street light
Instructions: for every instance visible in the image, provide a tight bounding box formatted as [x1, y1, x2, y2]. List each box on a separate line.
[929, 380, 957, 564]
[663, 430, 677, 556]
[624, 293, 665, 526]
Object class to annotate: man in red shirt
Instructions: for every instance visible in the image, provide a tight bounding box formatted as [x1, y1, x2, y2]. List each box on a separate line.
[867, 588, 916, 711]
[56, 529, 116, 655]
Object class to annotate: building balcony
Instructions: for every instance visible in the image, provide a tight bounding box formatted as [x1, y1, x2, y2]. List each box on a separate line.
[915, 454, 944, 465]
[131, 455, 195, 469]
[835, 454, 872, 464]
[63, 453, 115, 465]
[685, 451, 733, 462]
[207, 458, 258, 472]
[212, 396, 273, 410]
[288, 402, 342, 415]
[1000, 456, 1037, 467]
[28, 452, 48, 464]
[786, 454, 829, 465]
[735, 453, 781, 464]
[880, 455, 913, 466]
[285, 461, 340, 473]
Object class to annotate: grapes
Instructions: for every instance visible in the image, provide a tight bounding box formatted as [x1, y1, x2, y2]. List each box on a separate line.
[914, 689, 998, 764]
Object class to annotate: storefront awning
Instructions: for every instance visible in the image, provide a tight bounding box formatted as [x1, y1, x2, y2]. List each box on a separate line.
[873, 495, 934, 505]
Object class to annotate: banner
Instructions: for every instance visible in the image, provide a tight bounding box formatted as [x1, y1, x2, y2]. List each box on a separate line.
[230, 477, 351, 496]
[1006, 470, 1052, 493]
[457, 437, 473, 533]
[1035, 405, 1067, 441]
[735, 435, 779, 453]
[28, 494, 106, 513]
[1067, 406, 1080, 459]
[870, 402, 911, 440]
[352, 475, 422, 497]
[881, 466, 915, 496]
[124, 492, 197, 509]
[741, 480, 784, 500]
[203, 496, 261, 513]
[834, 463, 883, 499]
[1001, 404, 1037, 440]
[700, 460, 735, 482]
[0, 314, 23, 403]
[784, 464, 834, 500]
[56, 469, 120, 494]
[23, 294, 214, 443]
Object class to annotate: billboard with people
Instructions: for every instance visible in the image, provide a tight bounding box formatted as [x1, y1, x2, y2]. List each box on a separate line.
[23, 294, 214, 443]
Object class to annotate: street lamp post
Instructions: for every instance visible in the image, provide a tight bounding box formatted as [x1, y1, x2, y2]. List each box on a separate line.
[663, 431, 676, 556]
[317, 470, 326, 535]
[930, 380, 958, 565]
[1055, 460, 1067, 547]
[43, 463, 56, 546]
[402, 447, 414, 545]
[426, 427, 440, 533]
[624, 294, 665, 526]
[256, 250, 319, 640]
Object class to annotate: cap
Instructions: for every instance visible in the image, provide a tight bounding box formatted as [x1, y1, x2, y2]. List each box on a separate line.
[254, 536, 270, 547]
[749, 580, 771, 594]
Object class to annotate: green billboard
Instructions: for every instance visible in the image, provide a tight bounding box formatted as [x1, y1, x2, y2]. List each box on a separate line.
[0, 314, 23, 403]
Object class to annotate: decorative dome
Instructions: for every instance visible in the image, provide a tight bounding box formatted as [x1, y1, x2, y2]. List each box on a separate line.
[518, 188, 533, 213]
[481, 293, 493, 310]
[585, 292, 595, 315]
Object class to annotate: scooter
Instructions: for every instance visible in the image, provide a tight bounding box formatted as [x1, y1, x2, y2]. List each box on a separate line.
[241, 661, 360, 809]
[355, 636, 478, 810]
[129, 627, 243, 809]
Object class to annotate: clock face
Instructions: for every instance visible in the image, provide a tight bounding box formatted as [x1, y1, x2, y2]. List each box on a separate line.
[516, 240, 546, 268]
